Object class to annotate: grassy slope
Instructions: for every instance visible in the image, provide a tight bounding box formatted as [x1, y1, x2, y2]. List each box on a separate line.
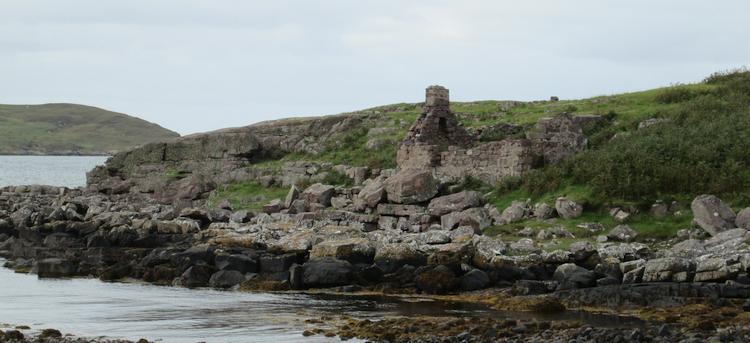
[0, 103, 179, 155]
[218, 69, 750, 242]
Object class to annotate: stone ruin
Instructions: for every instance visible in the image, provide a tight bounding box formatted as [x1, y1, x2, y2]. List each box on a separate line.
[395, 85, 602, 185]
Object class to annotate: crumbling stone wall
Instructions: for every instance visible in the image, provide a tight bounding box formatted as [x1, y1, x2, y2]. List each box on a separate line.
[436, 140, 540, 185]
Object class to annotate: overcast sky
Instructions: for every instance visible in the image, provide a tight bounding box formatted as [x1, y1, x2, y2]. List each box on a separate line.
[1, 1, 748, 135]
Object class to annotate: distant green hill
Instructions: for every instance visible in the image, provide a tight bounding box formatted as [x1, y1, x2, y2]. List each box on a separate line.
[0, 103, 179, 155]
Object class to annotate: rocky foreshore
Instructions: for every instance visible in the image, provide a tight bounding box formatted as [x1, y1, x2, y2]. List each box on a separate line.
[0, 325, 148, 343]
[1, 182, 749, 342]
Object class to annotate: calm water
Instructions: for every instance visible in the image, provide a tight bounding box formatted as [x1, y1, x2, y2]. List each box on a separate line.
[0, 266, 497, 342]
[0, 155, 108, 188]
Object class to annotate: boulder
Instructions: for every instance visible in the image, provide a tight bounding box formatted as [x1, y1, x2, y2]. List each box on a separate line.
[209, 270, 247, 288]
[533, 203, 555, 219]
[553, 263, 596, 290]
[650, 202, 669, 218]
[356, 178, 386, 208]
[612, 209, 631, 223]
[691, 194, 736, 235]
[555, 197, 583, 219]
[35, 258, 77, 278]
[693, 258, 732, 282]
[214, 254, 258, 273]
[179, 264, 216, 288]
[607, 225, 638, 242]
[229, 210, 254, 223]
[310, 238, 376, 264]
[385, 169, 439, 204]
[569, 241, 596, 261]
[642, 257, 693, 283]
[415, 265, 459, 294]
[419, 231, 451, 245]
[374, 243, 427, 273]
[376, 204, 425, 216]
[736, 208, 750, 230]
[262, 199, 283, 214]
[459, 207, 492, 230]
[301, 183, 336, 206]
[284, 185, 300, 208]
[501, 201, 526, 223]
[330, 196, 351, 209]
[427, 191, 485, 217]
[259, 253, 298, 273]
[302, 258, 353, 288]
[460, 269, 490, 291]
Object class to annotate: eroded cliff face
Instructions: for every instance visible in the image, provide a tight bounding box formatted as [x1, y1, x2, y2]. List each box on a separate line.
[87, 114, 372, 204]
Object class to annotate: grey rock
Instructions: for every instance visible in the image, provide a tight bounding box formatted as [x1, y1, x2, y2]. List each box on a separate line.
[302, 258, 353, 288]
[736, 208, 750, 230]
[310, 238, 376, 264]
[553, 263, 596, 290]
[230, 210, 254, 224]
[642, 257, 693, 282]
[385, 169, 439, 204]
[301, 183, 336, 206]
[356, 178, 385, 209]
[460, 269, 490, 291]
[427, 191, 485, 217]
[459, 207, 492, 231]
[533, 203, 555, 219]
[501, 201, 527, 223]
[374, 243, 427, 273]
[284, 185, 300, 209]
[209, 270, 246, 288]
[215, 254, 258, 273]
[691, 194, 736, 235]
[607, 225, 638, 242]
[555, 197, 583, 219]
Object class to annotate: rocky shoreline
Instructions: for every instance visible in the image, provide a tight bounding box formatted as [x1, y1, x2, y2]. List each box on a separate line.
[1, 183, 749, 342]
[0, 325, 147, 343]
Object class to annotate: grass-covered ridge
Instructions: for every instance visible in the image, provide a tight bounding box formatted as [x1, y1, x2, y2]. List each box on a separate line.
[0, 103, 179, 155]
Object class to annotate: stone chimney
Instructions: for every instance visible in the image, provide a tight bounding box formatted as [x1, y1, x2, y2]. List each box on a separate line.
[425, 85, 449, 108]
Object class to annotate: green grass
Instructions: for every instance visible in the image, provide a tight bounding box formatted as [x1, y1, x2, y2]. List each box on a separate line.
[207, 181, 288, 211]
[0, 103, 178, 155]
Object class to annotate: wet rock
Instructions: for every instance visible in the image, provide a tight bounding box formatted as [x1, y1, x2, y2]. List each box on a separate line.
[607, 225, 638, 242]
[302, 258, 353, 288]
[35, 258, 77, 278]
[553, 263, 596, 290]
[179, 264, 216, 288]
[691, 194, 736, 235]
[427, 191, 485, 217]
[310, 238, 376, 264]
[415, 265, 459, 294]
[301, 183, 335, 207]
[555, 197, 582, 219]
[512, 280, 558, 295]
[215, 254, 258, 273]
[39, 328, 62, 339]
[209, 270, 246, 288]
[460, 269, 490, 291]
[260, 253, 298, 273]
[385, 169, 439, 204]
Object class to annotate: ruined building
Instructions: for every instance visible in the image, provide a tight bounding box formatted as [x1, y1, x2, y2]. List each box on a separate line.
[396, 85, 600, 185]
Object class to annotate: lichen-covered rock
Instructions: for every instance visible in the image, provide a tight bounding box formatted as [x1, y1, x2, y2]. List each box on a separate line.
[607, 225, 638, 242]
[385, 169, 438, 204]
[501, 201, 527, 223]
[555, 197, 582, 219]
[301, 183, 336, 207]
[533, 203, 555, 219]
[459, 207, 492, 230]
[691, 194, 736, 235]
[642, 257, 693, 282]
[355, 178, 386, 209]
[374, 243, 427, 273]
[427, 191, 485, 217]
[310, 238, 376, 264]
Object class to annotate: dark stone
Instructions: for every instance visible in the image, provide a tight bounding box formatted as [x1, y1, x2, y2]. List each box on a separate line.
[100, 264, 133, 281]
[460, 269, 490, 291]
[40, 328, 63, 339]
[215, 254, 258, 273]
[415, 265, 459, 294]
[208, 270, 246, 288]
[302, 258, 353, 288]
[259, 253, 298, 273]
[179, 264, 216, 288]
[35, 258, 78, 278]
[289, 264, 303, 290]
[4, 330, 24, 341]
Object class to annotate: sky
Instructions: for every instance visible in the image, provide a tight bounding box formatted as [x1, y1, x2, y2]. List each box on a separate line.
[1, 1, 748, 135]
